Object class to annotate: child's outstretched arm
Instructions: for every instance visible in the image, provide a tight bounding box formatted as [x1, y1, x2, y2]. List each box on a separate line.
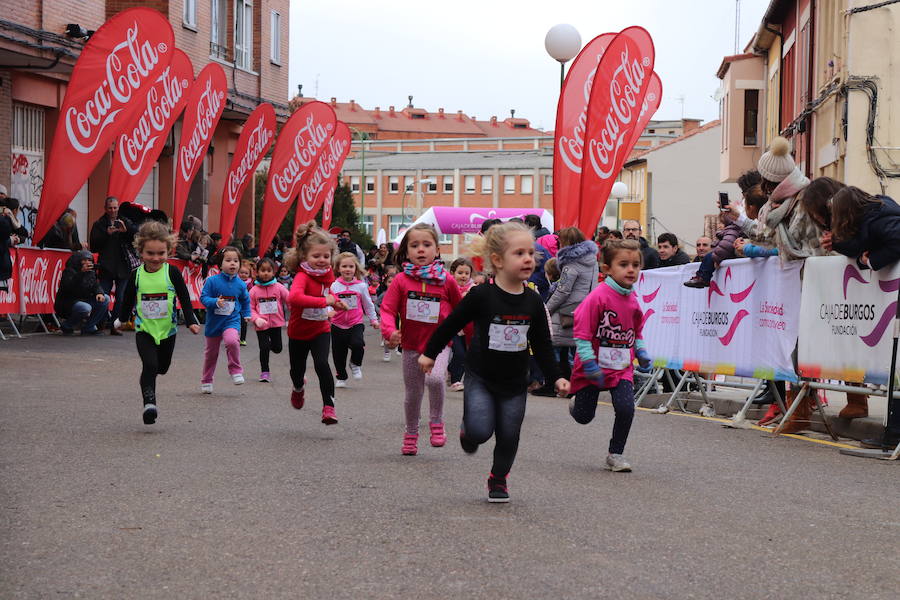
[199, 277, 220, 311]
[420, 290, 479, 371]
[379, 279, 401, 341]
[573, 296, 604, 385]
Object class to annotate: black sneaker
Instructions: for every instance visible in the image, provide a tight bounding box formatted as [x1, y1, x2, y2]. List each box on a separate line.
[683, 276, 710, 289]
[460, 431, 478, 454]
[487, 474, 510, 503]
[142, 403, 158, 425]
[530, 384, 558, 397]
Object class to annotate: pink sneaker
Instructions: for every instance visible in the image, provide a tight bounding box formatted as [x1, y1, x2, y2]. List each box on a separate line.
[321, 405, 338, 425]
[401, 433, 418, 456]
[429, 422, 446, 447]
[290, 388, 305, 410]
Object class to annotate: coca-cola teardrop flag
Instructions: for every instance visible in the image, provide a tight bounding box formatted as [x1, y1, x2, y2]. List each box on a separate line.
[578, 26, 656, 236]
[33, 8, 174, 243]
[218, 103, 276, 241]
[622, 71, 663, 165]
[553, 32, 616, 230]
[258, 101, 337, 256]
[172, 62, 227, 233]
[107, 48, 192, 205]
[294, 121, 352, 231]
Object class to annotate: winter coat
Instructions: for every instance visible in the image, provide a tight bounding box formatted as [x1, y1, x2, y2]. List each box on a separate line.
[528, 240, 551, 299]
[89, 214, 138, 280]
[833, 195, 900, 271]
[638, 237, 660, 270]
[710, 223, 743, 265]
[536, 233, 559, 258]
[54, 251, 105, 318]
[546, 240, 599, 347]
[658, 249, 692, 268]
[0, 213, 13, 281]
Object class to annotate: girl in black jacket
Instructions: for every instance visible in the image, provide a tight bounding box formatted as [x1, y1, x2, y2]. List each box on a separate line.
[829, 187, 900, 270]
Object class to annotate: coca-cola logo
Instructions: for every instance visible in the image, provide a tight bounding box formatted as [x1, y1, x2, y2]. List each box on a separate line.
[557, 53, 603, 175]
[119, 67, 189, 175]
[322, 182, 338, 223]
[65, 22, 166, 154]
[179, 79, 225, 181]
[19, 254, 65, 307]
[271, 116, 332, 204]
[226, 119, 275, 205]
[585, 45, 649, 179]
[298, 134, 348, 211]
[0, 277, 16, 306]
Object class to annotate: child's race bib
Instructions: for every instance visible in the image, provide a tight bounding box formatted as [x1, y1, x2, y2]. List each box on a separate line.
[301, 307, 329, 321]
[597, 345, 631, 371]
[215, 296, 235, 316]
[258, 297, 278, 315]
[337, 292, 358, 310]
[405, 291, 441, 324]
[488, 316, 530, 352]
[140, 293, 167, 319]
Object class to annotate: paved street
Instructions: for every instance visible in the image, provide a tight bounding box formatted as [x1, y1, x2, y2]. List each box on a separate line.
[1, 330, 898, 599]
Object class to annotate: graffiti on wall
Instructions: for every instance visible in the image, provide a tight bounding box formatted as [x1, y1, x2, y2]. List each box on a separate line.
[11, 152, 44, 244]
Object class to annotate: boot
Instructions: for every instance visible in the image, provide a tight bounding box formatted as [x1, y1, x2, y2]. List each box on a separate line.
[777, 388, 814, 434]
[757, 403, 782, 426]
[838, 393, 868, 419]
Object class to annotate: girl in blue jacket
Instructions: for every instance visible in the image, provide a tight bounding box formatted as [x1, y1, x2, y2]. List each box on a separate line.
[200, 246, 251, 393]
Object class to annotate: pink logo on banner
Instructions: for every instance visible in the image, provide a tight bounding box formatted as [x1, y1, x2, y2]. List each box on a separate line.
[706, 267, 756, 346]
[842, 264, 900, 347]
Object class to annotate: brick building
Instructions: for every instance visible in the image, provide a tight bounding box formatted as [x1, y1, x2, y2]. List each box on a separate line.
[0, 0, 289, 243]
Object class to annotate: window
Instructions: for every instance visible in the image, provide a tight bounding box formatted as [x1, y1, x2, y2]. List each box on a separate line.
[389, 215, 407, 239]
[270, 11, 281, 64]
[210, 0, 228, 60]
[183, 0, 197, 28]
[350, 176, 360, 193]
[365, 176, 375, 193]
[443, 176, 453, 193]
[234, 0, 253, 70]
[503, 175, 515, 194]
[464, 175, 475, 193]
[521, 175, 533, 194]
[389, 176, 399, 193]
[543, 174, 553, 194]
[361, 215, 374, 237]
[648, 129, 656, 134]
[404, 176, 414, 192]
[743, 89, 759, 146]
[425, 178, 437, 193]
[481, 175, 493, 194]
[438, 232, 452, 245]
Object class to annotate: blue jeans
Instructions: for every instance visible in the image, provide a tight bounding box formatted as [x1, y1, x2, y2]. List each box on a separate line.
[62, 298, 109, 332]
[100, 276, 129, 326]
[696, 253, 716, 282]
[570, 380, 635, 455]
[449, 334, 466, 384]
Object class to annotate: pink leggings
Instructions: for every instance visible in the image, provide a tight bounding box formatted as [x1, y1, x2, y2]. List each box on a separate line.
[202, 328, 242, 384]
[402, 348, 450, 435]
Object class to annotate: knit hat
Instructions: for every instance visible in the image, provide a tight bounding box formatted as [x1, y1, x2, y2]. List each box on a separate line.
[757, 137, 795, 183]
[0, 184, 7, 195]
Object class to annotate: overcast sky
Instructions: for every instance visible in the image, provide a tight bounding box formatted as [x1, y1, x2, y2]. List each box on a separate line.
[289, 0, 772, 131]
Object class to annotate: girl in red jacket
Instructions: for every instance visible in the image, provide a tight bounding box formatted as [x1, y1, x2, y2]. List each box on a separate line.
[284, 221, 347, 424]
[381, 223, 462, 455]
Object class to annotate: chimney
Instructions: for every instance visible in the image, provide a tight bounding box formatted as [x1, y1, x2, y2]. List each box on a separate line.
[438, 108, 445, 118]
[682, 118, 701, 133]
[373, 106, 381, 119]
[407, 95, 413, 108]
[349, 99, 357, 111]
[510, 109, 515, 118]
[490, 116, 498, 126]
[389, 105, 396, 116]
[297, 84, 303, 97]
[330, 97, 337, 107]
[456, 110, 464, 121]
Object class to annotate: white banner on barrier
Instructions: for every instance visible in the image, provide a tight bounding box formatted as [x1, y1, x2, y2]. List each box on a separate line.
[799, 256, 900, 384]
[635, 257, 802, 381]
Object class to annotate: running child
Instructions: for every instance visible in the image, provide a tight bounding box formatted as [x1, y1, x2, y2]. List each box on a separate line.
[276, 264, 293, 290]
[250, 257, 289, 383]
[284, 220, 347, 424]
[419, 222, 569, 502]
[115, 221, 200, 424]
[199, 246, 251, 393]
[238, 260, 254, 345]
[380, 223, 462, 455]
[447, 257, 474, 392]
[331, 252, 380, 388]
[568, 239, 651, 472]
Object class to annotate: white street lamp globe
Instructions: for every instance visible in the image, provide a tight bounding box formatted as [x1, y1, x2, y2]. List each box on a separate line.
[545, 24, 582, 63]
[611, 181, 628, 199]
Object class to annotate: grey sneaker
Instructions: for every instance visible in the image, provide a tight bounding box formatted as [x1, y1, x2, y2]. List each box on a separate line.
[606, 454, 632, 472]
[350, 364, 362, 380]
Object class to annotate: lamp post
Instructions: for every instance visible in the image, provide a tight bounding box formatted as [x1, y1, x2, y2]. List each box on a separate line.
[401, 178, 435, 226]
[349, 127, 369, 234]
[611, 181, 628, 231]
[544, 24, 582, 89]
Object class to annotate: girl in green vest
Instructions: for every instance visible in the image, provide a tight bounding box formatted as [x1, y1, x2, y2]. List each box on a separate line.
[116, 221, 200, 425]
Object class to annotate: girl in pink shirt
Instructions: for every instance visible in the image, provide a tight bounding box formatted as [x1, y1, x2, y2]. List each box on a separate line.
[569, 240, 652, 473]
[250, 257, 289, 383]
[380, 224, 462, 455]
[331, 252, 380, 388]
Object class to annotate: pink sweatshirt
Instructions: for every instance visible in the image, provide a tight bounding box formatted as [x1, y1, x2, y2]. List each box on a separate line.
[249, 281, 290, 330]
[570, 280, 646, 393]
[380, 272, 462, 354]
[331, 278, 378, 329]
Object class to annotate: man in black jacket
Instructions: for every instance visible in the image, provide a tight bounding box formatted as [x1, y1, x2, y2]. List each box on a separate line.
[89, 196, 137, 335]
[54, 251, 109, 335]
[656, 232, 692, 268]
[623, 220, 660, 269]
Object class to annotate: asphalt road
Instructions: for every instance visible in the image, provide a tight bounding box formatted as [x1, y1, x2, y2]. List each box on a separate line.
[1, 329, 898, 599]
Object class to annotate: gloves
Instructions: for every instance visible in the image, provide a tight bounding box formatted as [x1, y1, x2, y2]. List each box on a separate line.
[582, 359, 605, 387]
[635, 348, 652, 371]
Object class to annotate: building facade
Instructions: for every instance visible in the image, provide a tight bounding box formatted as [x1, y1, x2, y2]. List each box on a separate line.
[0, 0, 289, 243]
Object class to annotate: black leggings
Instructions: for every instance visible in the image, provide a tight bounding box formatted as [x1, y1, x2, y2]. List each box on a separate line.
[331, 324, 365, 380]
[240, 319, 247, 342]
[461, 370, 527, 478]
[570, 380, 635, 455]
[256, 328, 283, 372]
[135, 332, 176, 406]
[289, 333, 334, 407]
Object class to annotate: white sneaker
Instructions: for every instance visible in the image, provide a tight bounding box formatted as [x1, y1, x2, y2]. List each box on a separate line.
[200, 383, 213, 394]
[383, 349, 391, 362]
[350, 364, 362, 380]
[232, 373, 245, 385]
[449, 381, 464, 392]
[606, 454, 632, 472]
[335, 379, 347, 388]
[396, 348, 402, 355]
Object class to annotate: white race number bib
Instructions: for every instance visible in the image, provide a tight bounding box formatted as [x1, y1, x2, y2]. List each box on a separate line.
[140, 293, 167, 319]
[488, 319, 530, 352]
[215, 296, 235, 316]
[337, 293, 358, 310]
[405, 291, 441, 324]
[258, 298, 278, 315]
[597, 346, 631, 371]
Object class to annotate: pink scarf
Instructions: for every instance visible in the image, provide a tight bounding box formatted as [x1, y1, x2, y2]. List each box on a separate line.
[401, 260, 447, 284]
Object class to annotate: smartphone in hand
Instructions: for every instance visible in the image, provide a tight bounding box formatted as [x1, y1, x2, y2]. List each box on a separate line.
[718, 192, 730, 209]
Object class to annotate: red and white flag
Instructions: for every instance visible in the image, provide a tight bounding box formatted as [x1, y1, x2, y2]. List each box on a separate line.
[218, 103, 276, 242]
[172, 62, 227, 233]
[107, 48, 192, 205]
[294, 121, 352, 231]
[33, 8, 174, 243]
[622, 71, 663, 163]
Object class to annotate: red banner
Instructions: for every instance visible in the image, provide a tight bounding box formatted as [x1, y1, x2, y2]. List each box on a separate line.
[553, 33, 616, 230]
[622, 71, 663, 162]
[295, 121, 352, 231]
[107, 48, 193, 205]
[172, 63, 227, 233]
[168, 259, 219, 309]
[218, 103, 276, 242]
[17, 248, 68, 314]
[578, 27, 656, 236]
[259, 101, 336, 256]
[33, 8, 174, 243]
[1, 249, 18, 314]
